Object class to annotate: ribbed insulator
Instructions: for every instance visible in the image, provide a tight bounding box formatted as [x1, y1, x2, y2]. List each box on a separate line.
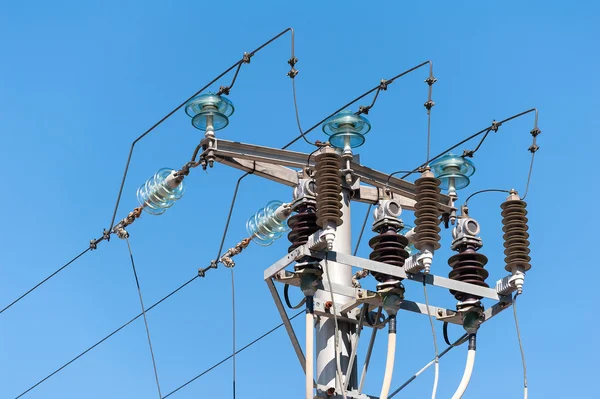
[501, 199, 531, 272]
[448, 248, 489, 301]
[369, 227, 409, 283]
[137, 168, 185, 215]
[287, 205, 319, 253]
[246, 200, 289, 246]
[314, 150, 343, 228]
[414, 170, 442, 251]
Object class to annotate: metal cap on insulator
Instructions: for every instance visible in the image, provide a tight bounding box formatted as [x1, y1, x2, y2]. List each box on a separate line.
[185, 92, 235, 132]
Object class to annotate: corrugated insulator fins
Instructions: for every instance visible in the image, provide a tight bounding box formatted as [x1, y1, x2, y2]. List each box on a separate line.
[414, 168, 442, 251]
[448, 217, 489, 302]
[287, 204, 319, 253]
[314, 148, 343, 229]
[369, 228, 409, 284]
[501, 191, 531, 273]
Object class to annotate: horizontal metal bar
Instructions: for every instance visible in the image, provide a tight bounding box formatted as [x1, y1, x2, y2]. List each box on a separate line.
[209, 139, 452, 212]
[263, 245, 310, 280]
[315, 251, 502, 301]
[216, 156, 299, 187]
[266, 278, 306, 373]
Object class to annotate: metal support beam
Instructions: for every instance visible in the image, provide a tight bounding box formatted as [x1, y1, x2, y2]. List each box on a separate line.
[265, 278, 306, 373]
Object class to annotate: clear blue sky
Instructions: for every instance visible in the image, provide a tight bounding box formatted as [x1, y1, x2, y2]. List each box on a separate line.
[1, 1, 597, 398]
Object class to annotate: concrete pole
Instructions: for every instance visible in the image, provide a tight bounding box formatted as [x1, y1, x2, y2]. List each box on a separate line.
[316, 188, 357, 392]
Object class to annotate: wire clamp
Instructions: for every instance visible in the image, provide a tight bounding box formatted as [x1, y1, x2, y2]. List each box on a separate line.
[425, 75, 437, 86]
[197, 268, 206, 278]
[462, 149, 475, 158]
[287, 68, 298, 79]
[102, 229, 111, 242]
[217, 85, 231, 96]
[115, 225, 129, 240]
[379, 79, 389, 90]
[89, 239, 98, 250]
[530, 127, 541, 137]
[424, 99, 435, 110]
[242, 52, 252, 64]
[528, 144, 539, 153]
[491, 120, 502, 132]
[357, 105, 371, 115]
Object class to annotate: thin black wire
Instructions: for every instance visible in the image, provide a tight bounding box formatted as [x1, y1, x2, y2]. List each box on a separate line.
[513, 293, 528, 398]
[400, 108, 539, 180]
[291, 76, 318, 146]
[522, 151, 536, 200]
[162, 311, 304, 398]
[230, 268, 237, 399]
[353, 204, 372, 256]
[464, 189, 511, 207]
[125, 238, 162, 398]
[1, 247, 91, 315]
[108, 28, 296, 231]
[14, 275, 199, 398]
[281, 60, 432, 150]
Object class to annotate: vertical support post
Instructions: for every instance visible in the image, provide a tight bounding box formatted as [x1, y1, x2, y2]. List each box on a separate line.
[316, 188, 357, 392]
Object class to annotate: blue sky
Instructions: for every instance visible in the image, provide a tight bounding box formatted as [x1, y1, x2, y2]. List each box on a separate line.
[1, 1, 598, 398]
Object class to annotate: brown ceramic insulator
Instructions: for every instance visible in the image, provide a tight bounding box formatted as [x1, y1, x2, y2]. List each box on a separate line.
[369, 227, 410, 283]
[287, 205, 319, 253]
[448, 248, 489, 301]
[414, 173, 442, 251]
[501, 199, 531, 272]
[314, 151, 343, 228]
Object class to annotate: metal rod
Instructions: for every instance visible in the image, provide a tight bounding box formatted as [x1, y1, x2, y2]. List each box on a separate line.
[358, 323, 378, 393]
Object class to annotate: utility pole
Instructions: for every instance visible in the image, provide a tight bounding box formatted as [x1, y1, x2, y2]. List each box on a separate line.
[315, 188, 356, 390]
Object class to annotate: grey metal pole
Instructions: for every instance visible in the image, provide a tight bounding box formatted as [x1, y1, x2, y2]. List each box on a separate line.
[316, 188, 357, 392]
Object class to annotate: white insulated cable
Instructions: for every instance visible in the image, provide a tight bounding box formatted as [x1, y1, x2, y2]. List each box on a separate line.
[450, 335, 477, 399]
[306, 310, 315, 399]
[379, 322, 397, 399]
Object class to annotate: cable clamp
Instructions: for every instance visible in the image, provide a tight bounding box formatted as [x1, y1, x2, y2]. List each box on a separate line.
[287, 68, 298, 78]
[288, 56, 298, 68]
[424, 100, 435, 110]
[528, 144, 539, 153]
[425, 75, 437, 86]
[102, 229, 111, 242]
[115, 226, 129, 240]
[89, 239, 98, 250]
[217, 85, 231, 96]
[490, 120, 502, 132]
[379, 79, 389, 90]
[242, 52, 252, 64]
[197, 268, 206, 278]
[357, 105, 371, 115]
[462, 149, 475, 158]
[530, 127, 541, 137]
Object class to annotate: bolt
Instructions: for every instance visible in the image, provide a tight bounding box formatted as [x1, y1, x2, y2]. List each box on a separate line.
[326, 387, 335, 396]
[358, 291, 363, 298]
[325, 301, 333, 310]
[437, 309, 444, 317]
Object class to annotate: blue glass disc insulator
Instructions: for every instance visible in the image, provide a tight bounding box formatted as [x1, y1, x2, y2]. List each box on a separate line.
[185, 92, 235, 131]
[246, 200, 290, 246]
[429, 153, 476, 191]
[400, 225, 416, 255]
[136, 168, 185, 215]
[322, 110, 371, 149]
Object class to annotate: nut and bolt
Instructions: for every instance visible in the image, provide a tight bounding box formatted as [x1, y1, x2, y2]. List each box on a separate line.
[325, 301, 333, 310]
[326, 387, 335, 396]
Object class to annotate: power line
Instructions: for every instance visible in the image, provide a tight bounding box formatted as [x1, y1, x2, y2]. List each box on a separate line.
[162, 311, 303, 398]
[1, 247, 91, 315]
[125, 238, 163, 398]
[14, 275, 199, 398]
[108, 28, 296, 231]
